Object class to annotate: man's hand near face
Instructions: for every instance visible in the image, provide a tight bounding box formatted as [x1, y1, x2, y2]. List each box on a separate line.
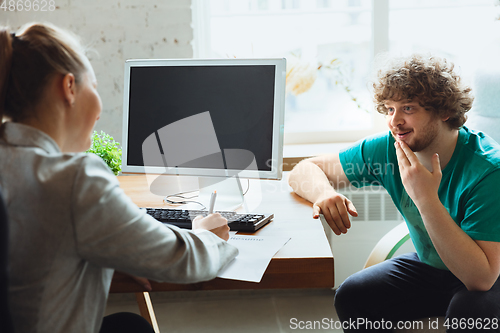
[394, 141, 442, 206]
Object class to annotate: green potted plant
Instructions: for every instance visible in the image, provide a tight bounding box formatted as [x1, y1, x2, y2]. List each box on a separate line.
[86, 131, 122, 176]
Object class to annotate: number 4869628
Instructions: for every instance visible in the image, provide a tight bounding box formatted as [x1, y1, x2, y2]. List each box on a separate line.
[1, 0, 56, 11]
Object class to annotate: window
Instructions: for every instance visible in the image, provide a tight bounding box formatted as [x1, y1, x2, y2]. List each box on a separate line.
[192, 0, 498, 144]
[389, 0, 495, 69]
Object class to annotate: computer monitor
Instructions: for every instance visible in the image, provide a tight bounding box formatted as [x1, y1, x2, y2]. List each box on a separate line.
[121, 58, 286, 211]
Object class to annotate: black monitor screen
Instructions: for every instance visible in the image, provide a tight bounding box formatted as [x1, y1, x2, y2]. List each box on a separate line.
[126, 65, 276, 172]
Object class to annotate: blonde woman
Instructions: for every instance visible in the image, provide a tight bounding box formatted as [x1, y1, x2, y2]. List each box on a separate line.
[0, 23, 237, 333]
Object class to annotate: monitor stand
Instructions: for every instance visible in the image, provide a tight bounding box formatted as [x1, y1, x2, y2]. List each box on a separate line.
[198, 176, 244, 211]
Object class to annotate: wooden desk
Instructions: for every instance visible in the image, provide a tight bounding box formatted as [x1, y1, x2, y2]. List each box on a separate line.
[110, 173, 334, 293]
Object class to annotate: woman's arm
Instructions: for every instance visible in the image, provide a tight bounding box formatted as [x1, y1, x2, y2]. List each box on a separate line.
[72, 155, 238, 283]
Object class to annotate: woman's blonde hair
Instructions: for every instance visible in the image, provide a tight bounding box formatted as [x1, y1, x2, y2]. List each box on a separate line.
[373, 54, 474, 129]
[0, 22, 87, 122]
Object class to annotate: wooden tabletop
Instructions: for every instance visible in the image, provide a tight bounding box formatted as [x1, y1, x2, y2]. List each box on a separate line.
[110, 173, 334, 292]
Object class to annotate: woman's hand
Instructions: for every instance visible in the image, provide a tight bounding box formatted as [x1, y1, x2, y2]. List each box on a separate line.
[192, 213, 231, 241]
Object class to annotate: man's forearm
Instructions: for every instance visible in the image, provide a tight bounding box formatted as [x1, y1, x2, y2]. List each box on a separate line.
[418, 199, 497, 291]
[288, 160, 337, 204]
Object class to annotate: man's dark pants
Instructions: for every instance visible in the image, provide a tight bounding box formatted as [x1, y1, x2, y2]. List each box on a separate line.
[335, 253, 500, 332]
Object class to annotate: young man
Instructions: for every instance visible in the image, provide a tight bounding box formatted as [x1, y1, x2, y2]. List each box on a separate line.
[288, 54, 500, 332]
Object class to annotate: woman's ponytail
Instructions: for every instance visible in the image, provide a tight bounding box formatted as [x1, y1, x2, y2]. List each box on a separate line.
[0, 23, 87, 122]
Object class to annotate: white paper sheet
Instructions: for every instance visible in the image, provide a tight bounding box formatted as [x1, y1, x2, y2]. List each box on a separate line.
[217, 235, 291, 283]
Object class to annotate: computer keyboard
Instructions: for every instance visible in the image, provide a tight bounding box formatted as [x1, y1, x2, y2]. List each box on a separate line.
[144, 208, 273, 232]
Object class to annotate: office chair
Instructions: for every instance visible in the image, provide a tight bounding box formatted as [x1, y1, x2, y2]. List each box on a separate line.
[364, 222, 445, 333]
[363, 222, 410, 269]
[0, 186, 14, 333]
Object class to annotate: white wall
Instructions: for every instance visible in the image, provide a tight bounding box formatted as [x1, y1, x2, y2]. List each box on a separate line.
[0, 0, 194, 143]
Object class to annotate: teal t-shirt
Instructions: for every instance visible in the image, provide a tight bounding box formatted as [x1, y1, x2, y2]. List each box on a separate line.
[339, 126, 500, 270]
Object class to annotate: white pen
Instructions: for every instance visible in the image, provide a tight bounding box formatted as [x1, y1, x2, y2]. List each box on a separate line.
[208, 191, 217, 214]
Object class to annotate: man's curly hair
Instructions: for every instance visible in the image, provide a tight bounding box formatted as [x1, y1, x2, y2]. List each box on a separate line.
[373, 54, 474, 129]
